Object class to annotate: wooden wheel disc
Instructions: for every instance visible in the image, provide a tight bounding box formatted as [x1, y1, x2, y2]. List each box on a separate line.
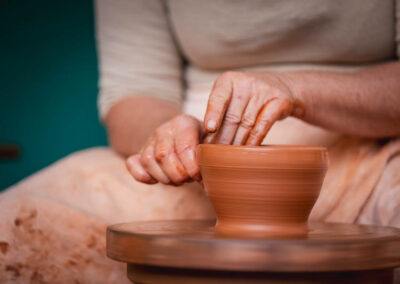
[107, 220, 400, 272]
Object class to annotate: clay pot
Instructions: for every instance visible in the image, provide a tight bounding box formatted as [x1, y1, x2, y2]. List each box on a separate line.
[198, 144, 329, 235]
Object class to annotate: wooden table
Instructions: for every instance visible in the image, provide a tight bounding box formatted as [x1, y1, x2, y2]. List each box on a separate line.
[107, 220, 400, 283]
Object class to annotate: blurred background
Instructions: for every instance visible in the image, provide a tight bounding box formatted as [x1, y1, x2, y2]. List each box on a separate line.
[0, 0, 107, 190]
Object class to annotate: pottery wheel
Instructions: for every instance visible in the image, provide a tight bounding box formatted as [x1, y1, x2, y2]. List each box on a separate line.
[107, 219, 400, 273]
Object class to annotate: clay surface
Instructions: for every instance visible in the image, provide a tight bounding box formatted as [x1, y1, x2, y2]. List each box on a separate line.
[198, 144, 329, 234]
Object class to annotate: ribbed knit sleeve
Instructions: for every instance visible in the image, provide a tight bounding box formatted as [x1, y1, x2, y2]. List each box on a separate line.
[95, 0, 183, 120]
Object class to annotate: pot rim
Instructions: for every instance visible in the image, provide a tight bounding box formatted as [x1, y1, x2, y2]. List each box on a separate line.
[199, 144, 327, 151]
[198, 144, 329, 169]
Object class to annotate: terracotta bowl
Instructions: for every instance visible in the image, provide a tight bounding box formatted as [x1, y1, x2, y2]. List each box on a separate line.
[198, 144, 329, 235]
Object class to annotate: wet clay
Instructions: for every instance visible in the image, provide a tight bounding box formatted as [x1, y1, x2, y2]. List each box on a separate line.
[198, 144, 329, 234]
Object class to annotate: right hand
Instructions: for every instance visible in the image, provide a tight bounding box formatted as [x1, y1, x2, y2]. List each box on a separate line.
[126, 114, 204, 186]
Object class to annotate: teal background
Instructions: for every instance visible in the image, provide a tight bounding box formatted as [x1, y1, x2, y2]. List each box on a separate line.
[0, 0, 108, 190]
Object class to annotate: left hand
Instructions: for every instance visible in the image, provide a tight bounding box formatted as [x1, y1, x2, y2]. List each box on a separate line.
[126, 114, 204, 186]
[203, 71, 301, 145]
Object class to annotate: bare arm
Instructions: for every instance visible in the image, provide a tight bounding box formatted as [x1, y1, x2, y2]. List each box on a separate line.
[96, 1, 184, 156]
[203, 62, 400, 145]
[105, 96, 180, 157]
[286, 61, 400, 138]
[127, 62, 400, 186]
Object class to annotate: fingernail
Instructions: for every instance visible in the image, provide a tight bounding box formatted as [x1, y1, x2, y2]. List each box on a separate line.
[126, 157, 134, 167]
[207, 120, 216, 131]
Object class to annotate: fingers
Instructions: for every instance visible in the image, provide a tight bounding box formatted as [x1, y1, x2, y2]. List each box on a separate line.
[232, 94, 267, 145]
[154, 126, 189, 185]
[174, 121, 202, 181]
[203, 71, 297, 146]
[139, 139, 171, 184]
[204, 72, 234, 133]
[126, 115, 204, 186]
[214, 81, 251, 144]
[126, 154, 157, 184]
[246, 99, 292, 146]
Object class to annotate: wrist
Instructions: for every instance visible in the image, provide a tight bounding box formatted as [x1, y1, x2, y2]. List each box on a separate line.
[278, 72, 308, 119]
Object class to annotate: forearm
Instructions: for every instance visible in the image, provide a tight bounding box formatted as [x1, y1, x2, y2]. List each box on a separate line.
[286, 61, 400, 138]
[105, 96, 180, 156]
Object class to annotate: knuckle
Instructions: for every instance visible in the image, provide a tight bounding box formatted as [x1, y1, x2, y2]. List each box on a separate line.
[174, 114, 187, 123]
[215, 71, 238, 88]
[256, 119, 272, 128]
[220, 71, 236, 80]
[175, 143, 193, 156]
[248, 128, 260, 140]
[211, 91, 228, 102]
[154, 127, 165, 137]
[236, 75, 253, 90]
[154, 149, 170, 163]
[175, 114, 195, 128]
[140, 153, 153, 167]
[232, 90, 248, 101]
[258, 118, 272, 127]
[155, 121, 173, 136]
[224, 112, 242, 125]
[241, 115, 256, 129]
[172, 164, 190, 184]
[257, 80, 272, 94]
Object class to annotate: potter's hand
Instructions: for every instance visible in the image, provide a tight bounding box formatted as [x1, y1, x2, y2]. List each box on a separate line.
[126, 115, 203, 185]
[204, 71, 300, 145]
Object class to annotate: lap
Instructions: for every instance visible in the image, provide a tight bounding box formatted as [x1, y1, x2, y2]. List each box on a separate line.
[2, 145, 398, 282]
[0, 147, 214, 283]
[358, 153, 400, 227]
[2, 147, 214, 224]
